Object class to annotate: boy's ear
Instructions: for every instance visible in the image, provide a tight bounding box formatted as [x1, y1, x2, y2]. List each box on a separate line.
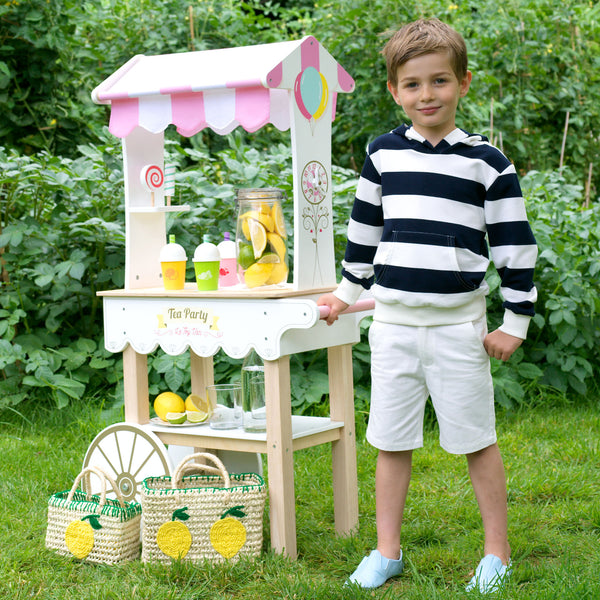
[387, 81, 402, 106]
[460, 70, 473, 97]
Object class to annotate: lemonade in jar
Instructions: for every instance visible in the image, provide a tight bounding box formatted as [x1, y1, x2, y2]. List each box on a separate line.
[235, 188, 288, 288]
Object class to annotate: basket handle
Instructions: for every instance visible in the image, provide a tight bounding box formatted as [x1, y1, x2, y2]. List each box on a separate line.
[172, 452, 231, 490]
[66, 466, 126, 509]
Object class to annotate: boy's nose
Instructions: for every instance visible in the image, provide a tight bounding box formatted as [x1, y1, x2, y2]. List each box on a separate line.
[420, 84, 434, 100]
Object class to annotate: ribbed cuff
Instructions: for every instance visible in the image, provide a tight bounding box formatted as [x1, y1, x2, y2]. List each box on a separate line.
[499, 309, 531, 340]
[332, 277, 365, 307]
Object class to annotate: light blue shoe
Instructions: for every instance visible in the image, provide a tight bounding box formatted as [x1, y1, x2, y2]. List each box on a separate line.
[466, 554, 512, 593]
[345, 549, 404, 588]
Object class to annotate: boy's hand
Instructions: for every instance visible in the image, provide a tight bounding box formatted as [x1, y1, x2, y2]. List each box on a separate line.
[483, 329, 523, 361]
[317, 293, 349, 326]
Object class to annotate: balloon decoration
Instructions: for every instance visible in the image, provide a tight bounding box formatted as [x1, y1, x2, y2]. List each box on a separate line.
[294, 66, 329, 123]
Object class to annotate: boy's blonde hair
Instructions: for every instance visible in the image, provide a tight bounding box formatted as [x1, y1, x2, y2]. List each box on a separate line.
[382, 18, 468, 86]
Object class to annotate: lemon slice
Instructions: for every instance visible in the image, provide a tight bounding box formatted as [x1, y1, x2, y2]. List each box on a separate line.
[165, 412, 187, 424]
[186, 410, 209, 423]
[271, 203, 287, 237]
[248, 219, 267, 259]
[265, 262, 288, 285]
[267, 232, 286, 260]
[257, 253, 280, 264]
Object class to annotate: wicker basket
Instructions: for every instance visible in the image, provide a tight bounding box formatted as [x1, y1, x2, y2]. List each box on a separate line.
[46, 466, 142, 564]
[141, 452, 266, 564]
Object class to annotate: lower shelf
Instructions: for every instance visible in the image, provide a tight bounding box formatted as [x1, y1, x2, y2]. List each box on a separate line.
[143, 415, 344, 453]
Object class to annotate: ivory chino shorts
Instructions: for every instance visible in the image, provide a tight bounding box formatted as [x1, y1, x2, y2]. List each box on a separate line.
[366, 317, 496, 454]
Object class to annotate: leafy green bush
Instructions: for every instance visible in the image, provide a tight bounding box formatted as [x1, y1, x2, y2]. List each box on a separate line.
[0, 137, 125, 409]
[474, 170, 599, 407]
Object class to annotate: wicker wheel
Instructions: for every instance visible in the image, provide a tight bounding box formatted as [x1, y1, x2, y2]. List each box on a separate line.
[83, 423, 172, 503]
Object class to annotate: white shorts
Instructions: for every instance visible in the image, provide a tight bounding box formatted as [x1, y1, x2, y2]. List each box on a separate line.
[366, 318, 496, 454]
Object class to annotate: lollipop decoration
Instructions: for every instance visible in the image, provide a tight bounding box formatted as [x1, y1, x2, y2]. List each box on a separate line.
[164, 164, 176, 206]
[294, 66, 329, 128]
[140, 164, 164, 207]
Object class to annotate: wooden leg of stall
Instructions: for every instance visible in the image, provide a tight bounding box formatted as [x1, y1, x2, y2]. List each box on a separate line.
[190, 350, 214, 456]
[190, 350, 214, 398]
[328, 343, 359, 535]
[264, 355, 297, 559]
[123, 345, 149, 424]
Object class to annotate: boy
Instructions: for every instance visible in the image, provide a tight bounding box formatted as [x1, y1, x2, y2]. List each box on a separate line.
[318, 18, 537, 593]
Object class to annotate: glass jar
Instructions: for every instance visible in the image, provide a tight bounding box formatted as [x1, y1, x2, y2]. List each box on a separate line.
[235, 188, 288, 288]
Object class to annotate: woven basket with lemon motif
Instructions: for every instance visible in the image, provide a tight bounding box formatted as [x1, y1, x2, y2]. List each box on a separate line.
[141, 452, 266, 564]
[46, 466, 142, 564]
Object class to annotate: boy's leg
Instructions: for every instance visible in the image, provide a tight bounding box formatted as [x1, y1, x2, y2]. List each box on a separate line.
[376, 449, 413, 560]
[346, 449, 410, 588]
[466, 442, 510, 564]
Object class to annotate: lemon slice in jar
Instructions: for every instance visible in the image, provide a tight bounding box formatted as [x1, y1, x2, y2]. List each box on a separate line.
[248, 219, 267, 259]
[271, 203, 287, 237]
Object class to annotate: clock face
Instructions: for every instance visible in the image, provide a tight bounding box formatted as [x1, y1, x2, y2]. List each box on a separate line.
[301, 160, 328, 203]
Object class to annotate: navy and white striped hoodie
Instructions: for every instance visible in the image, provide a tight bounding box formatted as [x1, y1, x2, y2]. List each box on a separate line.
[333, 125, 538, 339]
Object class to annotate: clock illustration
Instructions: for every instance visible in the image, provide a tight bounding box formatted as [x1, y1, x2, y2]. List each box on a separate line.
[301, 160, 328, 204]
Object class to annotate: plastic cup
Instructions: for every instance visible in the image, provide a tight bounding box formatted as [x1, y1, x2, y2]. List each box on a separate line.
[161, 261, 186, 290]
[193, 261, 219, 291]
[207, 384, 242, 430]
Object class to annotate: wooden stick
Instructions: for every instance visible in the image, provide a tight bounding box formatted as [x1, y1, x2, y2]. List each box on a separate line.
[559, 111, 570, 170]
[584, 162, 593, 209]
[189, 6, 195, 50]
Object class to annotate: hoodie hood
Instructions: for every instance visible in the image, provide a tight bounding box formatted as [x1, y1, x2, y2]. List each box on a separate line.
[394, 124, 488, 149]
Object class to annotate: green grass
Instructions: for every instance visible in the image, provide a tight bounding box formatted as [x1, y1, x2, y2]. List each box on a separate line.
[1, 396, 599, 599]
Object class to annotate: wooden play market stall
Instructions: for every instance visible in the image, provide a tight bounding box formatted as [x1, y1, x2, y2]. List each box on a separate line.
[87, 36, 373, 559]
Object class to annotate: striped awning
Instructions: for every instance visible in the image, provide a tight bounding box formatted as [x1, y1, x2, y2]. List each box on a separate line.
[92, 36, 354, 138]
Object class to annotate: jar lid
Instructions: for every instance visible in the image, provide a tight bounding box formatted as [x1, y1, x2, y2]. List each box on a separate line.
[236, 188, 283, 200]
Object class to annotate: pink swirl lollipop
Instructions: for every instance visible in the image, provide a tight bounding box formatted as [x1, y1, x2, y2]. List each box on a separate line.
[140, 164, 164, 206]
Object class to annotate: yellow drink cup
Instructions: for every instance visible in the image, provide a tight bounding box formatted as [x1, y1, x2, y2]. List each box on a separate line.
[161, 261, 186, 290]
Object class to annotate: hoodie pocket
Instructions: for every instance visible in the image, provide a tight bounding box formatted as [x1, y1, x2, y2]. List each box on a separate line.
[377, 230, 477, 292]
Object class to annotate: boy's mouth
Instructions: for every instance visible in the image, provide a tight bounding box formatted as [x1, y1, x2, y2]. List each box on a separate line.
[419, 106, 440, 115]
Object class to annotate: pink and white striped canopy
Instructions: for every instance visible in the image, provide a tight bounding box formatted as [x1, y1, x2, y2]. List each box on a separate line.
[92, 36, 354, 138]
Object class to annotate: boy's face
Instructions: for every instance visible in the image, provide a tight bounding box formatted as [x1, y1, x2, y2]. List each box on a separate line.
[387, 51, 471, 145]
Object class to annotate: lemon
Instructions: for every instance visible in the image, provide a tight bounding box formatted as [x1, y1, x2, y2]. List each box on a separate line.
[157, 507, 192, 559]
[237, 243, 255, 270]
[210, 506, 247, 559]
[265, 262, 288, 285]
[65, 514, 102, 559]
[248, 219, 267, 259]
[271, 203, 287, 237]
[244, 262, 274, 288]
[185, 393, 209, 413]
[186, 410, 209, 423]
[154, 392, 185, 422]
[267, 232, 286, 260]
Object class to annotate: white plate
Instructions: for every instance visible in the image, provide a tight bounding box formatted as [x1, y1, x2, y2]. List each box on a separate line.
[150, 416, 207, 428]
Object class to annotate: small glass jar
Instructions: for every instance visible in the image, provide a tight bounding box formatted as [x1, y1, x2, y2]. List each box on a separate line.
[235, 188, 288, 288]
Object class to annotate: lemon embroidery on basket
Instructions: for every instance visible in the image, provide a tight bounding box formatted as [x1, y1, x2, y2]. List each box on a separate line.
[156, 507, 192, 559]
[65, 514, 102, 559]
[210, 505, 247, 558]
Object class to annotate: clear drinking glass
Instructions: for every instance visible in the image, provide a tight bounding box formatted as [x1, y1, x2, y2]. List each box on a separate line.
[207, 383, 242, 430]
